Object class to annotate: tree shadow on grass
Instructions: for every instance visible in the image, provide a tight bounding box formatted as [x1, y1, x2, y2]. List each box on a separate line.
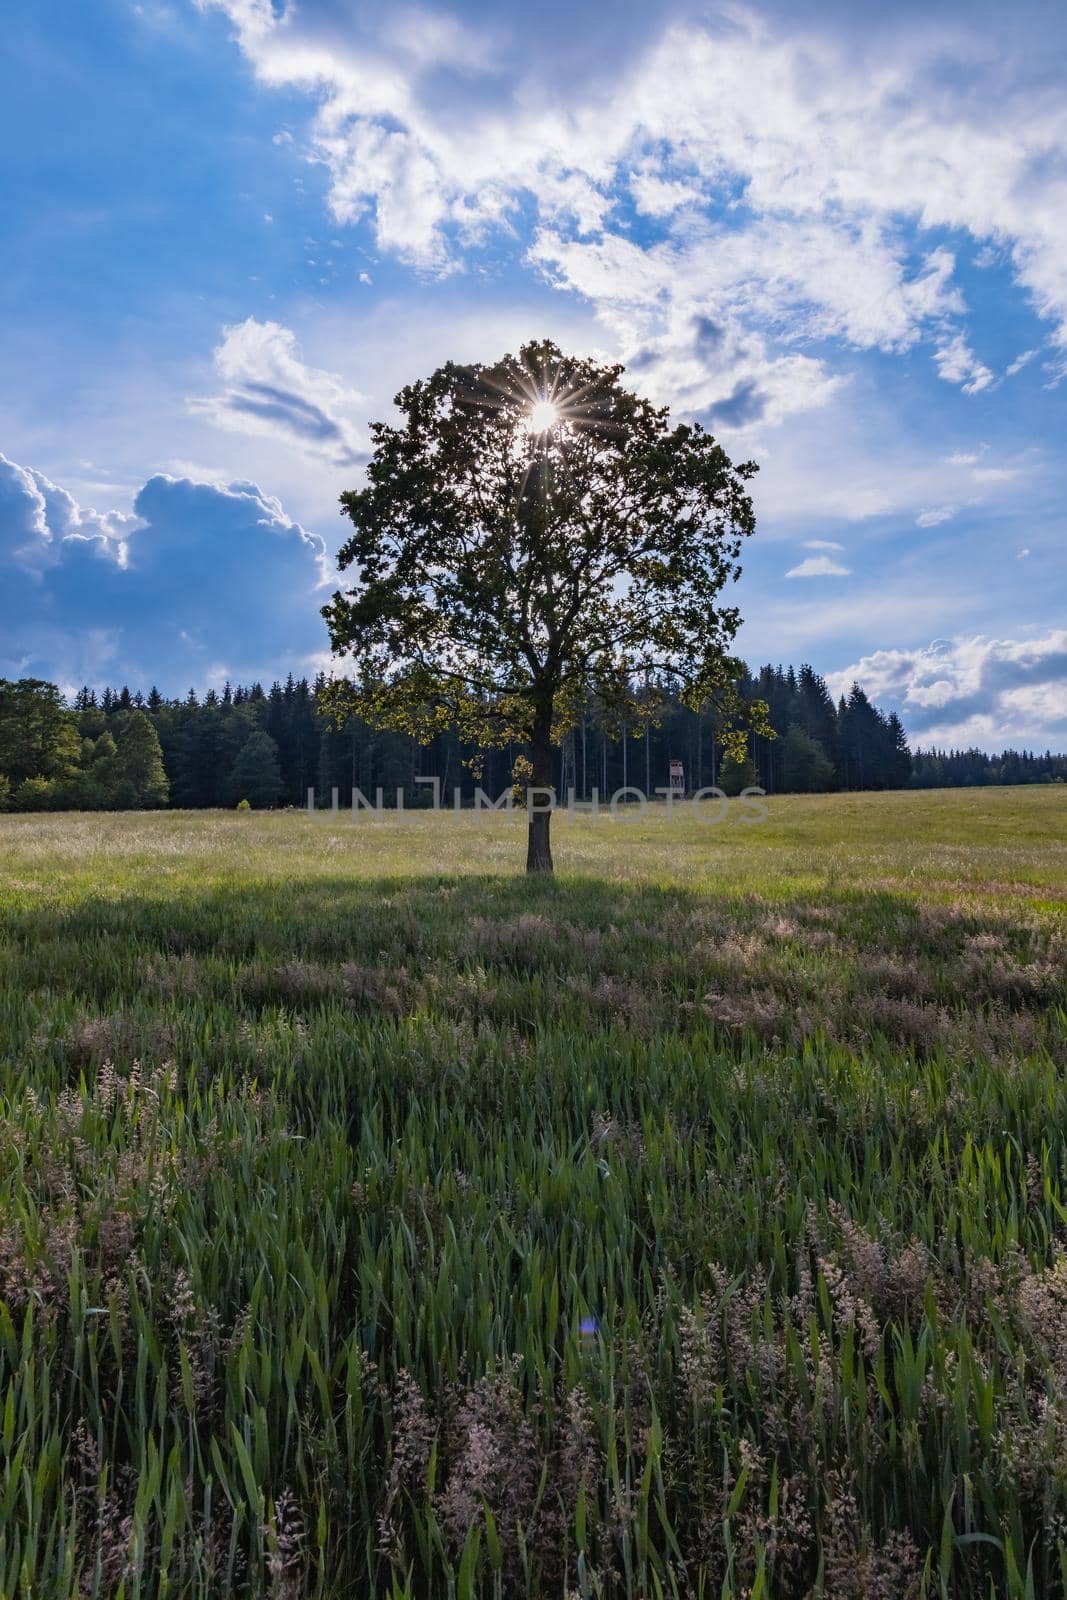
[2, 871, 1063, 1080]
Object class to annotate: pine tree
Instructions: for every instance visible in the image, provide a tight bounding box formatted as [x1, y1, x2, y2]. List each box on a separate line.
[172, 707, 229, 806]
[884, 712, 912, 789]
[797, 665, 839, 770]
[781, 723, 834, 792]
[229, 730, 283, 808]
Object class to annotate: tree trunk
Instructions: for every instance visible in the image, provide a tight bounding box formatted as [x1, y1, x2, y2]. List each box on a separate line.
[525, 703, 555, 874]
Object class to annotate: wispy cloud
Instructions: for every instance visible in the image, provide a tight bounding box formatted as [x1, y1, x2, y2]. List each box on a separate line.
[916, 506, 956, 528]
[189, 318, 366, 467]
[1007, 348, 1038, 377]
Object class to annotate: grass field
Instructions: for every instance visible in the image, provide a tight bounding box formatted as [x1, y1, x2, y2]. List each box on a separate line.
[1, 787, 1066, 1597]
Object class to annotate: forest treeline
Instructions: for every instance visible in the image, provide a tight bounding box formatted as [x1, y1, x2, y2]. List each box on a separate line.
[0, 667, 1064, 811]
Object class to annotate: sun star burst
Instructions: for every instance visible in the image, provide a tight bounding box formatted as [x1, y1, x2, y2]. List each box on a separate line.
[529, 399, 558, 431]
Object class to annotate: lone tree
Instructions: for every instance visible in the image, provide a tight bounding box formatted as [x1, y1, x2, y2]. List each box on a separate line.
[323, 340, 768, 873]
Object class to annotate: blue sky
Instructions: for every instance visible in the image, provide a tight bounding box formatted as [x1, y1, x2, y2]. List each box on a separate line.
[1, 0, 1065, 748]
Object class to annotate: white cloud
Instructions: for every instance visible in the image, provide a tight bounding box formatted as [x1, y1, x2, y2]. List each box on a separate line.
[1017, 546, 1031, 559]
[803, 539, 845, 550]
[827, 631, 1067, 748]
[916, 506, 956, 527]
[1007, 348, 1038, 376]
[629, 168, 704, 218]
[0, 451, 140, 574]
[933, 331, 995, 394]
[394, 8, 499, 72]
[1, 450, 333, 688]
[528, 217, 961, 422]
[188, 318, 366, 467]
[194, 0, 1067, 408]
[786, 554, 851, 577]
[316, 121, 458, 269]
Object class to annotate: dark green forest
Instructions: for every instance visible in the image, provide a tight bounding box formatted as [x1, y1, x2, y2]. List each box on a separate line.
[0, 668, 1063, 811]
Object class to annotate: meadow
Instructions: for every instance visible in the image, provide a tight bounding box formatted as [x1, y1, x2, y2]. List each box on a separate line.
[0, 787, 1065, 1598]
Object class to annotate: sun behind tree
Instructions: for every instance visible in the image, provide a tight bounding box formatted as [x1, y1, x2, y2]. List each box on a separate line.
[323, 339, 769, 873]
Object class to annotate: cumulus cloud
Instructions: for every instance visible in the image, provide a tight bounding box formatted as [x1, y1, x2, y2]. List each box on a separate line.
[827, 631, 1067, 748]
[0, 452, 142, 574]
[194, 0, 1067, 416]
[0, 451, 332, 690]
[189, 318, 366, 466]
[804, 539, 845, 551]
[786, 553, 851, 577]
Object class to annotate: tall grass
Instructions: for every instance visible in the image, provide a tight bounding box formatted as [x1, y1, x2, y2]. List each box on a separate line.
[0, 789, 1065, 1596]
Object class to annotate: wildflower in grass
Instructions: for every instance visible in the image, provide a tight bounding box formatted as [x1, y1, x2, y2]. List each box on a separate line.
[265, 1489, 305, 1600]
[436, 1363, 538, 1573]
[379, 1371, 435, 1562]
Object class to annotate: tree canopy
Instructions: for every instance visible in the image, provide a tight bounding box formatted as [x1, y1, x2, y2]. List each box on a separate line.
[322, 340, 770, 871]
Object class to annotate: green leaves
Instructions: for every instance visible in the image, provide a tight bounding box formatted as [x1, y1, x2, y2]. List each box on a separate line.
[324, 340, 762, 772]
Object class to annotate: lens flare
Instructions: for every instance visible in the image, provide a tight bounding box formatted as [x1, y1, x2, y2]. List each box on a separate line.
[529, 399, 557, 431]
